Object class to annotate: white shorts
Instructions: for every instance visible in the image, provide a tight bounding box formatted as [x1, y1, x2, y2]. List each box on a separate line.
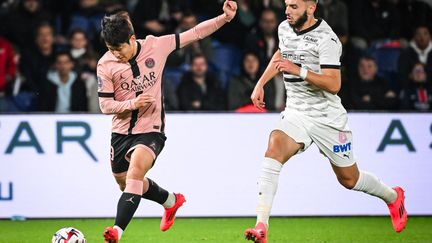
[274, 109, 355, 167]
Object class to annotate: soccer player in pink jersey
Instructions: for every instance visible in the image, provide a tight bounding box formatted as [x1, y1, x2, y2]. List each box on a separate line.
[97, 2, 237, 242]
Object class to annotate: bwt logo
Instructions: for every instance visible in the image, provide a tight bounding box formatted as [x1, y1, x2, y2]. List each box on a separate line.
[3, 121, 97, 162]
[333, 142, 352, 153]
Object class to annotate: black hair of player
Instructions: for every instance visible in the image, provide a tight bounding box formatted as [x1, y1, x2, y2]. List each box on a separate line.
[100, 11, 135, 48]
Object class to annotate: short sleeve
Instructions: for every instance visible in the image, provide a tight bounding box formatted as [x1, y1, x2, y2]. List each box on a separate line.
[318, 34, 342, 69]
[97, 62, 114, 98]
[153, 34, 180, 56]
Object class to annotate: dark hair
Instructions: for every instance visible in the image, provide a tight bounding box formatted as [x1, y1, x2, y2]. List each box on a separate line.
[35, 22, 53, 38]
[360, 54, 376, 63]
[191, 53, 206, 63]
[56, 50, 73, 62]
[100, 11, 134, 47]
[69, 28, 88, 40]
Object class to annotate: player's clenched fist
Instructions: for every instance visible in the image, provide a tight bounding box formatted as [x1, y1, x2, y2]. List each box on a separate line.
[251, 84, 266, 110]
[133, 94, 155, 109]
[223, 0, 237, 22]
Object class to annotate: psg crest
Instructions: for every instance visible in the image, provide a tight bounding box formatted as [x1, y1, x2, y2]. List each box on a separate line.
[145, 58, 155, 68]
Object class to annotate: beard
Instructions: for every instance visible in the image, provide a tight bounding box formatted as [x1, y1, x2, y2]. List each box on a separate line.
[289, 10, 308, 30]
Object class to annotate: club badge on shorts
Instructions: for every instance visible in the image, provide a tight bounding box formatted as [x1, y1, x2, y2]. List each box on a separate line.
[339, 131, 347, 144]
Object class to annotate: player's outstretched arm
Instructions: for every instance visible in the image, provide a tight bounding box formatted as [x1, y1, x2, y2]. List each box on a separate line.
[251, 50, 281, 110]
[178, 0, 237, 48]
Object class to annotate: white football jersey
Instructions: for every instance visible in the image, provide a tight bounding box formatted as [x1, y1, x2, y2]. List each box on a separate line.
[278, 18, 346, 123]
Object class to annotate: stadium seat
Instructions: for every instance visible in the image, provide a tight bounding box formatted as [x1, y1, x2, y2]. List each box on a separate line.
[210, 40, 242, 89]
[368, 40, 402, 91]
[163, 67, 187, 89]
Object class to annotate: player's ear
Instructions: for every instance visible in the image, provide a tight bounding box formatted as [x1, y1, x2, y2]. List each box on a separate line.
[129, 34, 136, 44]
[307, 2, 317, 15]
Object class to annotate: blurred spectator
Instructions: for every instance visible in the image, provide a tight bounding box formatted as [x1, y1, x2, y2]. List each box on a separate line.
[69, 28, 97, 73]
[0, 36, 15, 93]
[68, 28, 99, 112]
[335, 27, 364, 109]
[5, 45, 37, 111]
[236, 0, 257, 30]
[398, 26, 432, 89]
[68, 0, 105, 54]
[228, 52, 275, 111]
[40, 51, 87, 112]
[249, 0, 286, 23]
[99, 0, 126, 14]
[20, 22, 55, 99]
[177, 54, 225, 111]
[0, 36, 15, 111]
[204, 1, 249, 46]
[244, 9, 278, 70]
[163, 79, 179, 111]
[315, 0, 349, 36]
[350, 56, 398, 110]
[132, 0, 188, 38]
[396, 0, 432, 40]
[4, 0, 52, 48]
[166, 12, 213, 68]
[349, 0, 401, 49]
[400, 62, 432, 111]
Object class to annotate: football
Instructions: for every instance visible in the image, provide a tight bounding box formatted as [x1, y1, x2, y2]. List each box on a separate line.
[51, 227, 86, 243]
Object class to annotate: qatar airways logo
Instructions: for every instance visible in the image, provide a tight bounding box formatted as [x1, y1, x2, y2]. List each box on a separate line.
[120, 71, 157, 92]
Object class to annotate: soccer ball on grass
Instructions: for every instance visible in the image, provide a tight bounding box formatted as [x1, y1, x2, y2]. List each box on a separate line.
[51, 227, 86, 243]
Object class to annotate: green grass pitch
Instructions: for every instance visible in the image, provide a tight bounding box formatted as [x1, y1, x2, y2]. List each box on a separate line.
[0, 217, 431, 242]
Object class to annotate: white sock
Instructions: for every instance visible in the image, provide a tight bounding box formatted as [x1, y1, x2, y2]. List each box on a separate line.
[256, 157, 283, 227]
[113, 225, 124, 239]
[162, 192, 176, 208]
[352, 171, 397, 204]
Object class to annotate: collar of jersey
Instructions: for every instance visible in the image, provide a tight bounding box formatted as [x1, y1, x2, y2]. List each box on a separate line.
[128, 41, 142, 64]
[293, 18, 322, 36]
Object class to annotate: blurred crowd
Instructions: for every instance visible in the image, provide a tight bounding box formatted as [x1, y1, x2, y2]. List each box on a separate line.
[0, 0, 431, 113]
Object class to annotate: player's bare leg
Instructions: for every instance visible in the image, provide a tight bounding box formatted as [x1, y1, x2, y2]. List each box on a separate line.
[112, 157, 186, 234]
[104, 147, 153, 242]
[245, 130, 303, 242]
[331, 163, 407, 232]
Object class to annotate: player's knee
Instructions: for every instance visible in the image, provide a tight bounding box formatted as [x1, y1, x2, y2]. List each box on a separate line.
[265, 148, 288, 163]
[337, 177, 357, 190]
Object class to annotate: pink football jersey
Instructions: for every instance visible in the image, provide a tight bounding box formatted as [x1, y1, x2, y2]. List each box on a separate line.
[97, 34, 179, 135]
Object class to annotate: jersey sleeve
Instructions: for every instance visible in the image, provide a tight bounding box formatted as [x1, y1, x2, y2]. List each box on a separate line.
[152, 34, 179, 57]
[278, 22, 285, 50]
[97, 62, 136, 114]
[97, 62, 114, 97]
[318, 34, 342, 69]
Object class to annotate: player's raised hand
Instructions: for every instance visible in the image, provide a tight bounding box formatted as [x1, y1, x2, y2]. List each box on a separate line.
[223, 0, 237, 22]
[133, 93, 155, 109]
[251, 84, 266, 110]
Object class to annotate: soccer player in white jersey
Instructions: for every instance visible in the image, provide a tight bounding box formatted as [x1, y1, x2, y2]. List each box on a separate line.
[244, 1, 407, 242]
